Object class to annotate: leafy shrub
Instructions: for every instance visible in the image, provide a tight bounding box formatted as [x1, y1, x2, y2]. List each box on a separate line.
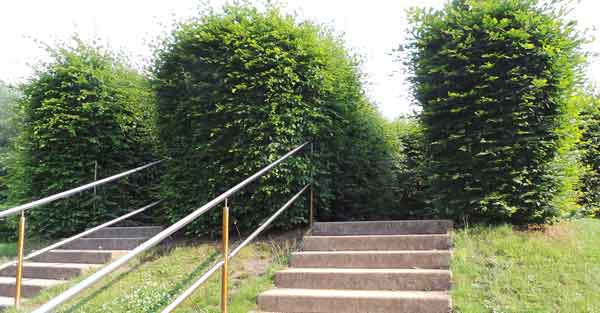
[388, 117, 429, 217]
[406, 0, 586, 224]
[6, 39, 158, 238]
[578, 93, 600, 216]
[153, 4, 396, 236]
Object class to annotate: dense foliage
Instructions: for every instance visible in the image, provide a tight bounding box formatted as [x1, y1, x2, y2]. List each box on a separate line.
[406, 0, 586, 224]
[0, 81, 20, 237]
[389, 117, 429, 217]
[579, 93, 600, 216]
[153, 5, 399, 236]
[6, 41, 158, 238]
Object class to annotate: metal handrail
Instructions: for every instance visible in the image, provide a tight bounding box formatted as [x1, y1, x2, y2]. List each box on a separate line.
[0, 200, 162, 273]
[32, 142, 310, 313]
[0, 160, 164, 219]
[160, 185, 309, 313]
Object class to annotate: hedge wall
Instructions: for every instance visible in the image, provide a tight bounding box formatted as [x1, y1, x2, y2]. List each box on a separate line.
[153, 5, 399, 236]
[6, 40, 158, 238]
[406, 0, 586, 224]
[579, 93, 600, 216]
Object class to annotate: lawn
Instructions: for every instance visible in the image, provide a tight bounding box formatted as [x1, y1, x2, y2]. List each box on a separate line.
[452, 218, 600, 313]
[8, 235, 299, 313]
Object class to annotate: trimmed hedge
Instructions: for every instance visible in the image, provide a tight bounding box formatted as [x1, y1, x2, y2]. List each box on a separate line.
[6, 40, 157, 238]
[406, 0, 586, 224]
[153, 5, 399, 236]
[579, 93, 600, 216]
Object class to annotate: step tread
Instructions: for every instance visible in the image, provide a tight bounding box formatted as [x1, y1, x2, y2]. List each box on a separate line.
[50, 249, 130, 253]
[93, 226, 162, 230]
[293, 250, 451, 255]
[74, 237, 148, 240]
[279, 268, 451, 274]
[312, 220, 453, 236]
[261, 288, 449, 299]
[306, 234, 450, 239]
[19, 262, 103, 269]
[0, 296, 12, 306]
[314, 219, 452, 224]
[0, 276, 65, 287]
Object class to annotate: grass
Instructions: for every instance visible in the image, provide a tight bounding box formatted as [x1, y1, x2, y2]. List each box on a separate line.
[8, 234, 300, 313]
[452, 218, 600, 313]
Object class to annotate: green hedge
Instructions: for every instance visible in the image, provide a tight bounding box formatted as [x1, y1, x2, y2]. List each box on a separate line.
[406, 0, 586, 224]
[579, 93, 600, 216]
[153, 5, 399, 236]
[6, 40, 158, 238]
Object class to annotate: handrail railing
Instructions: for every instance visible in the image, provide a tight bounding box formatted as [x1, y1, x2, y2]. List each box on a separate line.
[0, 159, 164, 219]
[0, 159, 164, 309]
[161, 185, 310, 313]
[0, 200, 162, 273]
[32, 142, 311, 313]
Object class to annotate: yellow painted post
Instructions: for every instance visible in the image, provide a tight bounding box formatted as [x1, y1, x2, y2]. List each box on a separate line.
[220, 199, 230, 313]
[309, 187, 314, 228]
[15, 211, 26, 308]
[309, 142, 315, 228]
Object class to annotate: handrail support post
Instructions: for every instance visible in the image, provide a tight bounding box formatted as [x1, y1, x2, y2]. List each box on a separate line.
[15, 211, 26, 308]
[309, 142, 315, 228]
[221, 198, 230, 313]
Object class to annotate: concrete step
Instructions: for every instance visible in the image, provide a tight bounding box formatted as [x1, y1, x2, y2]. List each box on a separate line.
[60, 237, 147, 250]
[85, 226, 163, 238]
[275, 268, 452, 291]
[257, 288, 451, 313]
[0, 296, 12, 310]
[0, 276, 65, 298]
[303, 234, 451, 251]
[0, 262, 101, 280]
[31, 250, 127, 264]
[290, 251, 451, 269]
[312, 220, 453, 236]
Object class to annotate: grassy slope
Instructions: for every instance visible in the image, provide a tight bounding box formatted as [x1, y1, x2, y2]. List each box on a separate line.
[7, 238, 298, 313]
[452, 218, 600, 313]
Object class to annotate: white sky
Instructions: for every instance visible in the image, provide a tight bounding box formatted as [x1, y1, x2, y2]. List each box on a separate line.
[1, 0, 599, 120]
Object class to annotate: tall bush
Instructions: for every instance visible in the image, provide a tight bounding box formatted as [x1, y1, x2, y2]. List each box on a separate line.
[153, 5, 397, 236]
[7, 40, 157, 238]
[579, 93, 600, 216]
[389, 117, 429, 217]
[406, 0, 586, 224]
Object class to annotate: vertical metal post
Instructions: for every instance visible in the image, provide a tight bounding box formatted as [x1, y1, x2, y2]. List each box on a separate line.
[93, 161, 98, 211]
[220, 198, 229, 313]
[15, 211, 26, 308]
[309, 142, 315, 228]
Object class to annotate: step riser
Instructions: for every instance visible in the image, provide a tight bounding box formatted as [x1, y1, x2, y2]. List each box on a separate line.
[0, 266, 83, 280]
[290, 252, 450, 269]
[85, 227, 162, 238]
[258, 294, 451, 313]
[31, 251, 119, 264]
[60, 238, 145, 250]
[0, 283, 43, 298]
[312, 220, 452, 236]
[276, 272, 451, 291]
[303, 235, 451, 251]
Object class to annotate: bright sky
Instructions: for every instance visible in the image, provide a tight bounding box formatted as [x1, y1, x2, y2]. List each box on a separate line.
[1, 0, 599, 120]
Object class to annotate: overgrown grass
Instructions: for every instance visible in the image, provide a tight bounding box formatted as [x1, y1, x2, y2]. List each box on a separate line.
[9, 236, 299, 313]
[452, 218, 600, 313]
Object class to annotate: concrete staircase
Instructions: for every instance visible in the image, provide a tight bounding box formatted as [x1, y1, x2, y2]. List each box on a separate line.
[0, 226, 162, 310]
[257, 220, 453, 313]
